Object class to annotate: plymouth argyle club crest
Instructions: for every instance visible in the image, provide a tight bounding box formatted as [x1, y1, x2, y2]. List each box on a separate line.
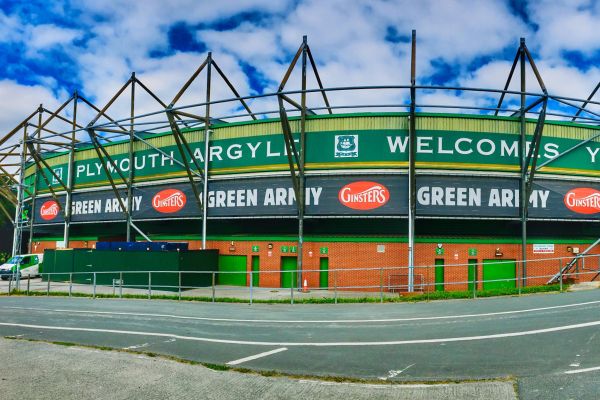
[334, 135, 358, 158]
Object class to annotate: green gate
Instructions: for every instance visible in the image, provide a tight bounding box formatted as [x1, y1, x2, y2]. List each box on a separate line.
[483, 259, 516, 290]
[319, 258, 329, 288]
[435, 259, 444, 291]
[218, 255, 247, 286]
[251, 256, 260, 287]
[281, 256, 297, 288]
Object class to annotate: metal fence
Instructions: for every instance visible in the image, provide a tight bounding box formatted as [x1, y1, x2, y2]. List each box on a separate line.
[0, 253, 598, 304]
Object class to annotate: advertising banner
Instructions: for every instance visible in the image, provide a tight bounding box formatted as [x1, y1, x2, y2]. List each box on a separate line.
[33, 175, 600, 224]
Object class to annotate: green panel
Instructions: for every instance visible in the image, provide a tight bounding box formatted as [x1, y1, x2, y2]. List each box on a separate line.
[435, 259, 444, 292]
[25, 113, 600, 195]
[251, 256, 259, 287]
[218, 255, 247, 286]
[468, 259, 477, 291]
[281, 256, 297, 289]
[319, 258, 329, 288]
[483, 259, 516, 290]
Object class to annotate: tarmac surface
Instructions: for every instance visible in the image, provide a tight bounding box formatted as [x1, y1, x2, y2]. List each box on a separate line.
[0, 290, 599, 399]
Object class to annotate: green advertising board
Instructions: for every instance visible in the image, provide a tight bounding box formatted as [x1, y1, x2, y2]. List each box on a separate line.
[24, 113, 600, 196]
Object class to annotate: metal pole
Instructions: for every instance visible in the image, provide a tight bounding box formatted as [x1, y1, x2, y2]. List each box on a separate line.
[8, 274, 12, 294]
[559, 259, 563, 292]
[126, 74, 136, 242]
[249, 270, 253, 305]
[46, 274, 50, 296]
[178, 271, 182, 301]
[64, 95, 77, 247]
[148, 271, 151, 299]
[93, 272, 96, 299]
[69, 273, 72, 297]
[297, 35, 308, 290]
[202, 54, 212, 250]
[473, 262, 477, 299]
[211, 272, 215, 302]
[380, 267, 384, 303]
[26, 274, 30, 295]
[519, 38, 527, 288]
[202, 130, 210, 249]
[28, 109, 42, 255]
[290, 276, 294, 305]
[407, 29, 417, 292]
[119, 272, 123, 298]
[334, 269, 338, 304]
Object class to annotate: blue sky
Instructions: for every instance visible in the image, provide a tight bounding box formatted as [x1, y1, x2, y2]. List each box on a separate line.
[0, 0, 599, 134]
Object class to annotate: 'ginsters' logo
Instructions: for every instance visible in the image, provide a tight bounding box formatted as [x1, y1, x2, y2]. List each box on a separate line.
[564, 188, 600, 214]
[338, 181, 390, 210]
[152, 189, 186, 213]
[40, 200, 59, 221]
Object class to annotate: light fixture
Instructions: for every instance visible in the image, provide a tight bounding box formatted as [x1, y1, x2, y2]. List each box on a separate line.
[268, 243, 273, 250]
[495, 247, 503, 257]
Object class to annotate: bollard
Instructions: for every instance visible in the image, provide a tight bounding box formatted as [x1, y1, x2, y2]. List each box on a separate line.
[119, 272, 123, 298]
[178, 271, 182, 301]
[69, 273, 73, 297]
[93, 273, 97, 299]
[47, 275, 51, 296]
[211, 272, 215, 303]
[8, 274, 12, 295]
[290, 274, 294, 305]
[148, 272, 151, 299]
[27, 275, 30, 296]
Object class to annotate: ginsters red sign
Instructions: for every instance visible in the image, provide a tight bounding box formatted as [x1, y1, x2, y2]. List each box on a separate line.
[40, 200, 59, 220]
[152, 189, 186, 213]
[338, 181, 390, 210]
[564, 188, 600, 214]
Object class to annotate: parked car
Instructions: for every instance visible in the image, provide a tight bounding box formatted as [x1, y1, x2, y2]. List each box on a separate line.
[0, 254, 44, 280]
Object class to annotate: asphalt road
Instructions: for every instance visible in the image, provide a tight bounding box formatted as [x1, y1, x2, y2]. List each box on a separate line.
[0, 291, 599, 399]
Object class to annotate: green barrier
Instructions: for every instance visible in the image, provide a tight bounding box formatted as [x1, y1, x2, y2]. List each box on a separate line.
[42, 248, 218, 292]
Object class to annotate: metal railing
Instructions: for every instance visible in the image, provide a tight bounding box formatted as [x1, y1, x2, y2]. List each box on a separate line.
[0, 253, 599, 304]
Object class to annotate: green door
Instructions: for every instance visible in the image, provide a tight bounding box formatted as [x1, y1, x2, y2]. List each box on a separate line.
[468, 259, 477, 291]
[483, 259, 516, 290]
[319, 258, 329, 288]
[251, 256, 260, 287]
[281, 256, 297, 288]
[218, 255, 247, 286]
[435, 259, 444, 291]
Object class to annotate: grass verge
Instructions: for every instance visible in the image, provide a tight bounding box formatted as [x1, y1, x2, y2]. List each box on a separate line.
[0, 284, 566, 303]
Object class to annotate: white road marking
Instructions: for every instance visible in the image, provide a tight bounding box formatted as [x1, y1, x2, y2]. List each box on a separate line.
[1, 319, 600, 346]
[564, 366, 600, 374]
[380, 364, 415, 380]
[123, 343, 149, 350]
[4, 299, 600, 324]
[226, 348, 288, 365]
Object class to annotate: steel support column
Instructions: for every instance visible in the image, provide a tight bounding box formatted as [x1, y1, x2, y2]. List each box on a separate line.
[407, 30, 417, 292]
[202, 53, 212, 250]
[126, 74, 136, 241]
[519, 38, 527, 287]
[297, 36, 308, 289]
[63, 94, 78, 247]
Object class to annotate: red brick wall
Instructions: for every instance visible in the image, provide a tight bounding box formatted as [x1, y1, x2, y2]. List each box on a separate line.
[34, 239, 598, 291]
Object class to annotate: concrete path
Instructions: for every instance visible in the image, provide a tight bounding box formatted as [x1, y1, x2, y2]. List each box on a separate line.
[0, 338, 516, 400]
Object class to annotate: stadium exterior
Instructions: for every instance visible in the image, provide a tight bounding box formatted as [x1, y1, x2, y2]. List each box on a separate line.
[3, 32, 600, 292]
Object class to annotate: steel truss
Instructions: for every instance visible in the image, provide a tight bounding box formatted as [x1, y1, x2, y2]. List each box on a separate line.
[2, 31, 600, 291]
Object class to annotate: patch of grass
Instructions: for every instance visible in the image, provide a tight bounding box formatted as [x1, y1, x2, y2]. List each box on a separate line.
[0, 284, 566, 304]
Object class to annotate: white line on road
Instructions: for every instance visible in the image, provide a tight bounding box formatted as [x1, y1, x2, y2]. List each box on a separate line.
[4, 299, 600, 324]
[564, 366, 600, 375]
[1, 319, 600, 346]
[226, 348, 288, 365]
